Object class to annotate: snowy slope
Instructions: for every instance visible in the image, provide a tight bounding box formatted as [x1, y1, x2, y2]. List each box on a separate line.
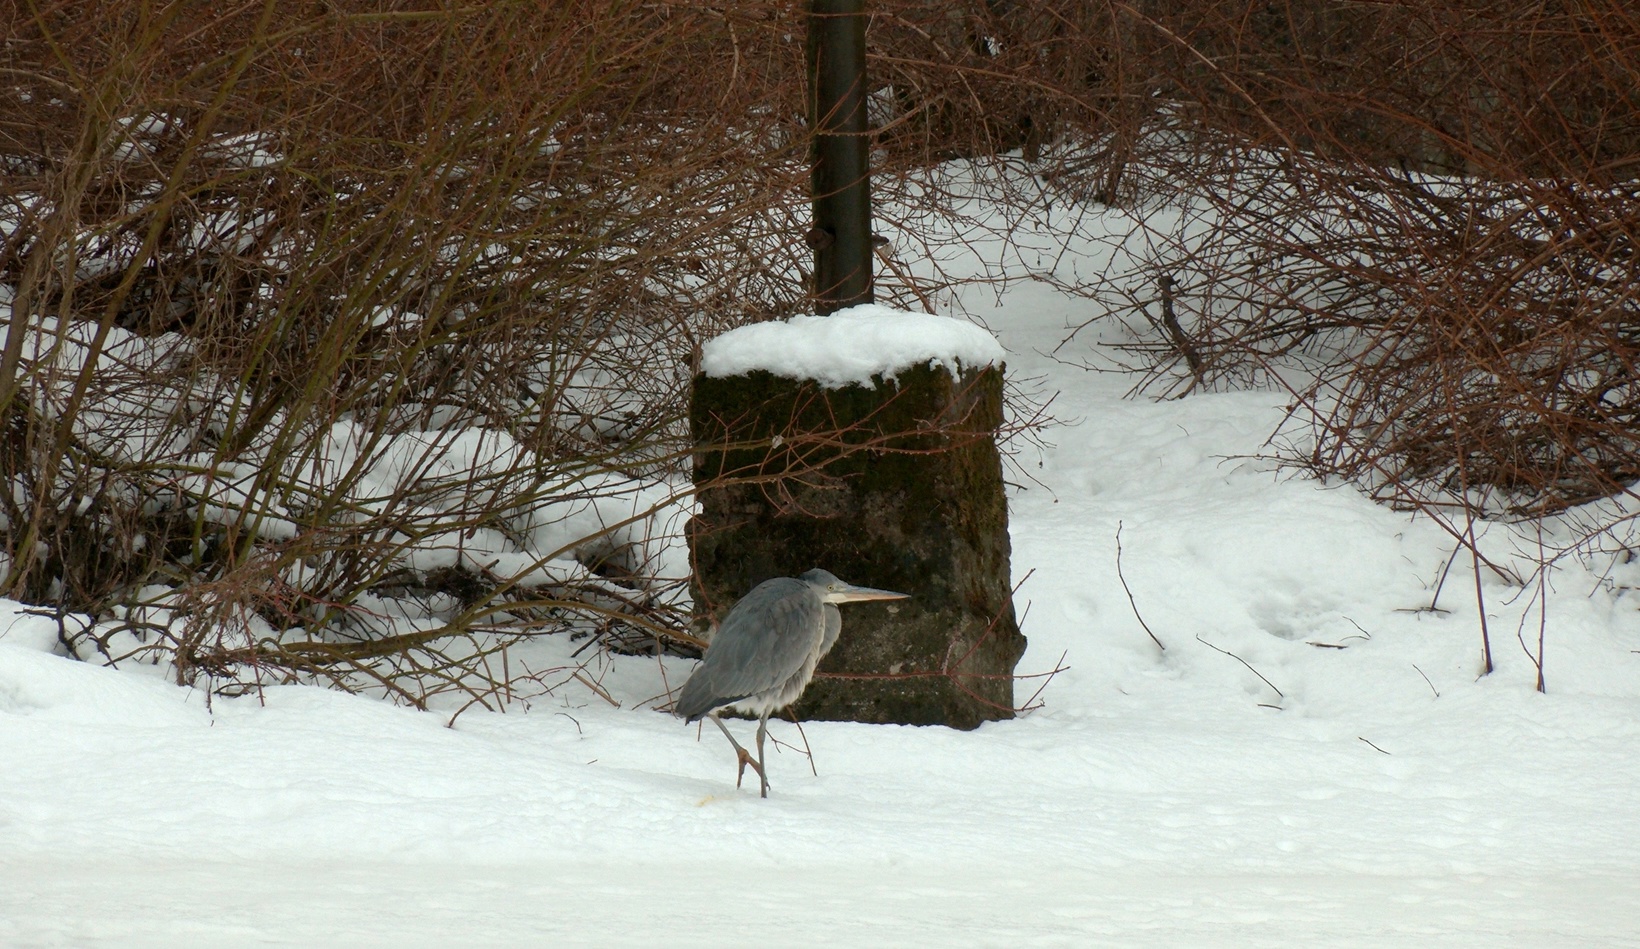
[5, 282, 1640, 947]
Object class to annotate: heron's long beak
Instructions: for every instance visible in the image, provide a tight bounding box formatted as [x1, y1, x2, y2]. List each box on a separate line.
[833, 584, 911, 603]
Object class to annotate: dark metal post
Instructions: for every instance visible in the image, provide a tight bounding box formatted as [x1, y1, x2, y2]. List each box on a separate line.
[807, 0, 872, 314]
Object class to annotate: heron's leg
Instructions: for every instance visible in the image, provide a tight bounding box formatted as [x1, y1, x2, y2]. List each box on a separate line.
[754, 712, 771, 799]
[708, 712, 764, 790]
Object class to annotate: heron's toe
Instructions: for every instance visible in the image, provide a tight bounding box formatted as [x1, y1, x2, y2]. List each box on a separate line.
[733, 747, 766, 790]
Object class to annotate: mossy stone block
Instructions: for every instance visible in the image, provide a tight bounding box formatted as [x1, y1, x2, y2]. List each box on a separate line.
[689, 362, 1024, 729]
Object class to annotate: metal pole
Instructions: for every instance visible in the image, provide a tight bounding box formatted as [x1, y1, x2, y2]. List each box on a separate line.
[807, 0, 872, 314]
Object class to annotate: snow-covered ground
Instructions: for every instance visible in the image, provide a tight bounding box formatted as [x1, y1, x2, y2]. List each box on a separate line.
[6, 274, 1640, 945]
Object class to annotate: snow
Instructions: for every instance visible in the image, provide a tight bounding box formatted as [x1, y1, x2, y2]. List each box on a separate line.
[5, 215, 1640, 946]
[699, 302, 1005, 387]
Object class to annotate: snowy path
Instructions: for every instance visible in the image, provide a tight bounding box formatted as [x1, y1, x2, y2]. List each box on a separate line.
[3, 657, 1636, 946]
[9, 860, 1636, 947]
[5, 282, 1640, 945]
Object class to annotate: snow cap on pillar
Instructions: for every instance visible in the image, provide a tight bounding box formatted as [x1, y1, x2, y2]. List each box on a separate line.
[699, 304, 1005, 388]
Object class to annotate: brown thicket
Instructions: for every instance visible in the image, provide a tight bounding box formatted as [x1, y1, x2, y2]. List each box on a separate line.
[1056, 0, 1640, 519]
[1033, 0, 1639, 685]
[1, 0, 812, 702]
[0, 1, 1083, 703]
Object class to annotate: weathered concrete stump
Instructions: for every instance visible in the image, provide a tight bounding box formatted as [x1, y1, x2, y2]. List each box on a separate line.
[689, 361, 1025, 729]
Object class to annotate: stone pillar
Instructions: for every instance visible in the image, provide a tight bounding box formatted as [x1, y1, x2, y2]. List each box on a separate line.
[689, 362, 1024, 730]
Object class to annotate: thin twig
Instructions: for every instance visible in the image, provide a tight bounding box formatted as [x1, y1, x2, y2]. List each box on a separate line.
[1411, 663, 1439, 698]
[1196, 634, 1283, 700]
[779, 710, 819, 777]
[571, 671, 620, 708]
[1116, 521, 1166, 651]
[1427, 545, 1461, 613]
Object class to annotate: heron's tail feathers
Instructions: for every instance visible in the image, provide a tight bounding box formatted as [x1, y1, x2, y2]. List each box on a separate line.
[673, 671, 744, 722]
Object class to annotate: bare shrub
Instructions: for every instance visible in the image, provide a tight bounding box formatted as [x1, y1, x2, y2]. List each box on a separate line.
[0, 1, 1084, 705]
[0, 0, 820, 703]
[1053, 0, 1640, 518]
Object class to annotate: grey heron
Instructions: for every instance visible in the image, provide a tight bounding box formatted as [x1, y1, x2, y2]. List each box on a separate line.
[675, 568, 909, 797]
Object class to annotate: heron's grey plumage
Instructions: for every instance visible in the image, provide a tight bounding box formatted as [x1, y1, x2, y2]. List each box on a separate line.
[676, 568, 908, 797]
[674, 577, 825, 721]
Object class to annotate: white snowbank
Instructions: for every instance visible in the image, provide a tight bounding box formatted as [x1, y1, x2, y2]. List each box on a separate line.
[699, 303, 1004, 387]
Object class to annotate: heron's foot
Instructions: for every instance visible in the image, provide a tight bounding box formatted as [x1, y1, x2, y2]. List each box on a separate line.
[734, 746, 767, 793]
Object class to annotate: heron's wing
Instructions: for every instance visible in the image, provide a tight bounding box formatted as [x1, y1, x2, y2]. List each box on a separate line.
[674, 578, 824, 721]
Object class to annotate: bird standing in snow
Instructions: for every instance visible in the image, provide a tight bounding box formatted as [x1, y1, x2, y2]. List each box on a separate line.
[674, 568, 909, 797]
